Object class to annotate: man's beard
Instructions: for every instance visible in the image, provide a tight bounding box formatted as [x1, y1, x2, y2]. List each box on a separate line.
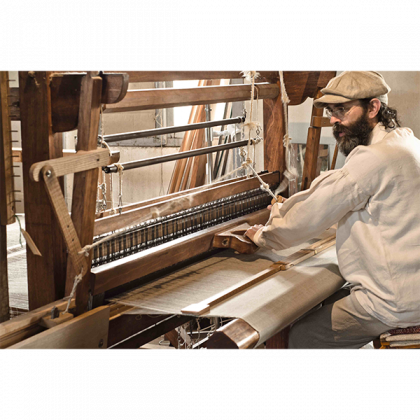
[333, 112, 374, 156]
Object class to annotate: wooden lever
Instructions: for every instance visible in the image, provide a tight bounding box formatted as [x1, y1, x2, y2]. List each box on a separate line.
[213, 223, 258, 254]
[41, 165, 88, 276]
[30, 148, 119, 182]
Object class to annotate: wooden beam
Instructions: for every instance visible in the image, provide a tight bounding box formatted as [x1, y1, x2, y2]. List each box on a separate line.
[0, 297, 75, 348]
[0, 72, 16, 225]
[66, 73, 103, 315]
[9, 72, 335, 126]
[19, 71, 67, 310]
[283, 71, 336, 106]
[103, 83, 279, 113]
[122, 71, 279, 83]
[0, 72, 14, 322]
[301, 89, 324, 191]
[30, 148, 119, 181]
[312, 116, 333, 128]
[264, 81, 286, 181]
[206, 319, 260, 349]
[9, 306, 109, 349]
[50, 72, 128, 133]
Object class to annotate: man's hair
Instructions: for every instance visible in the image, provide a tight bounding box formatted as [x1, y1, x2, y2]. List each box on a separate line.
[359, 98, 401, 129]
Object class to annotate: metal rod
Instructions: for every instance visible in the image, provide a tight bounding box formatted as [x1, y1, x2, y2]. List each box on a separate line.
[103, 140, 249, 173]
[102, 116, 245, 143]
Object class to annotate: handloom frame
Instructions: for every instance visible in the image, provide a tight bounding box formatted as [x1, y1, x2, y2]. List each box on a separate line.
[0, 70, 337, 348]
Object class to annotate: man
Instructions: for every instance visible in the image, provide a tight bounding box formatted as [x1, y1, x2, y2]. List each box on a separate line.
[245, 71, 420, 349]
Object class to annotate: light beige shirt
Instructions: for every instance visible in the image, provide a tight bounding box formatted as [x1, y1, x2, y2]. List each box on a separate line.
[254, 123, 420, 327]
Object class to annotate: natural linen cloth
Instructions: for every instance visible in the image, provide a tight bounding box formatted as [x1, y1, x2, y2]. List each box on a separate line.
[112, 229, 345, 346]
[254, 123, 420, 328]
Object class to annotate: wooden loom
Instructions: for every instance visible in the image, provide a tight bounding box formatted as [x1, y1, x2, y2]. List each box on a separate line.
[0, 70, 340, 349]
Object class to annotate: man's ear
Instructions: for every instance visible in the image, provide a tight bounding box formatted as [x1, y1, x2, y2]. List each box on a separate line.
[369, 98, 381, 119]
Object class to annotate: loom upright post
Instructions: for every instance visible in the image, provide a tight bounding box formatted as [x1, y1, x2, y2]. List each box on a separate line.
[65, 72, 103, 316]
[19, 71, 67, 310]
[0, 71, 14, 321]
[263, 77, 287, 190]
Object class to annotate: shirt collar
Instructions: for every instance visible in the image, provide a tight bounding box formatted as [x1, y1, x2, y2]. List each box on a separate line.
[368, 123, 390, 145]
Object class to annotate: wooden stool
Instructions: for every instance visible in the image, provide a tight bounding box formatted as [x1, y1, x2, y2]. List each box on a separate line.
[379, 325, 420, 349]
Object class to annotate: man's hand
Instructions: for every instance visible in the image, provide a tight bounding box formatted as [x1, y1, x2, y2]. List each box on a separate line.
[245, 224, 264, 244]
[268, 195, 287, 211]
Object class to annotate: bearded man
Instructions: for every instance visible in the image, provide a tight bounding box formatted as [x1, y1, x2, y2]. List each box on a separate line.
[245, 71, 420, 348]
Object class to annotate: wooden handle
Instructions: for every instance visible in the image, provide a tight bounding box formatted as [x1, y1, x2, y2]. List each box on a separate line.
[30, 148, 119, 182]
[41, 165, 88, 276]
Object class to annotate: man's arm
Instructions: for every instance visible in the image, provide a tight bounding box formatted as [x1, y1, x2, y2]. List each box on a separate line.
[246, 167, 370, 250]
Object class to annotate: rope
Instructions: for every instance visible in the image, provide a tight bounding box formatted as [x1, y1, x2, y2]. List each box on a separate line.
[63, 268, 83, 314]
[115, 163, 124, 215]
[234, 70, 276, 198]
[276, 71, 299, 194]
[98, 107, 117, 214]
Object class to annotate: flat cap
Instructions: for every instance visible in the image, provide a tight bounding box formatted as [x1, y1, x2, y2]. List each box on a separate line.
[314, 71, 391, 108]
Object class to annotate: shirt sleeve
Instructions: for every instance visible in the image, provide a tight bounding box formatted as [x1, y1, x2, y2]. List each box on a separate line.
[253, 167, 371, 250]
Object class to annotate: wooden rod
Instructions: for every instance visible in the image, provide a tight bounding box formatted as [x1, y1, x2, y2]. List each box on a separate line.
[331, 144, 339, 170]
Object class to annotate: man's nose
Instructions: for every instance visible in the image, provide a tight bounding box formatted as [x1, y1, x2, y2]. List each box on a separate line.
[329, 115, 341, 125]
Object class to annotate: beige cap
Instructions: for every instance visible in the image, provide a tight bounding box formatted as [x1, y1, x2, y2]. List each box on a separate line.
[314, 71, 391, 108]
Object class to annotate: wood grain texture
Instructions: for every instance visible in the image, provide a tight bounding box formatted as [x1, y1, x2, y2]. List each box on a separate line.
[103, 83, 279, 113]
[19, 71, 67, 310]
[206, 319, 260, 349]
[54, 70, 278, 83]
[0, 297, 75, 348]
[42, 166, 88, 275]
[264, 81, 286, 176]
[8, 87, 20, 121]
[6, 307, 110, 351]
[301, 89, 324, 191]
[212, 223, 258, 254]
[49, 73, 129, 132]
[66, 73, 103, 315]
[0, 72, 16, 225]
[30, 148, 115, 181]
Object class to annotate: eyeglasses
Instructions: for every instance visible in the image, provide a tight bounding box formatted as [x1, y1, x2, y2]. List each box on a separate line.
[325, 104, 357, 120]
